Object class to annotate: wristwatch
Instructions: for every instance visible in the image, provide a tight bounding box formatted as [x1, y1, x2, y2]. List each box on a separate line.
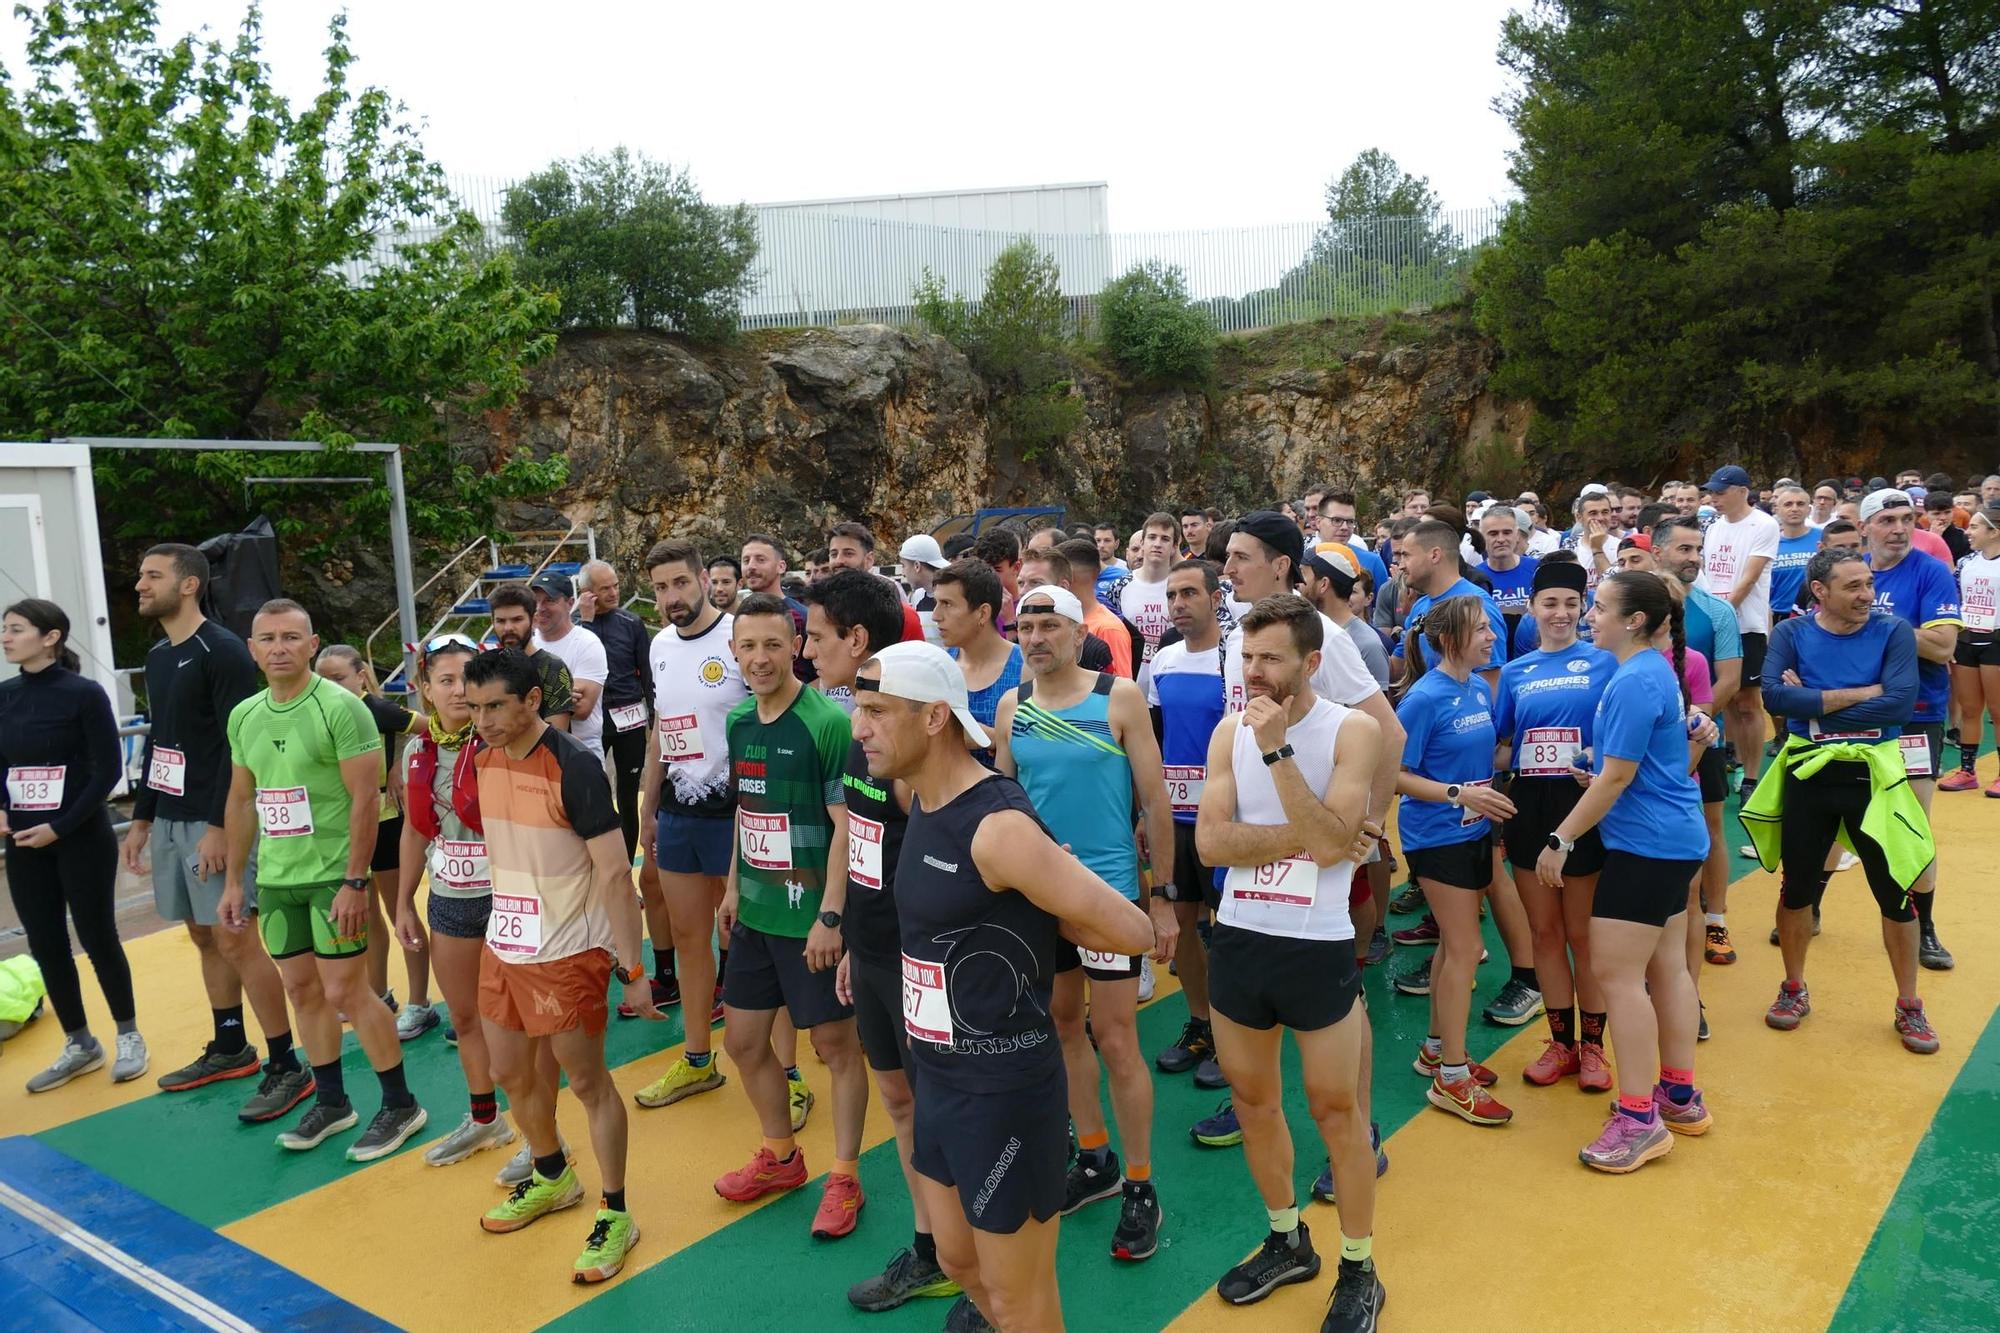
[341, 876, 369, 892]
[1150, 886, 1174, 901]
[1262, 744, 1295, 767]
[1545, 833, 1576, 854]
[818, 909, 843, 929]
[1444, 783, 1463, 807]
[614, 961, 645, 985]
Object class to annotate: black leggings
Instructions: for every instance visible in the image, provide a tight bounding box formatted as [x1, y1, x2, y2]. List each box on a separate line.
[4, 812, 135, 1032]
[1777, 763, 1919, 923]
[605, 719, 648, 861]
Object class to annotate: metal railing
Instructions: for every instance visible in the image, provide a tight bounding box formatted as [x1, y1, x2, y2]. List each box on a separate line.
[363, 533, 491, 684]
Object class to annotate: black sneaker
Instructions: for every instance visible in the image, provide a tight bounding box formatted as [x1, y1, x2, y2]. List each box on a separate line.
[237, 1063, 315, 1123]
[1362, 927, 1390, 967]
[157, 1041, 260, 1091]
[1321, 1257, 1386, 1333]
[1060, 1150, 1123, 1215]
[1110, 1180, 1161, 1261]
[1388, 884, 1425, 915]
[1919, 924, 1954, 971]
[941, 1293, 995, 1332]
[347, 1101, 428, 1161]
[1391, 957, 1432, 996]
[1769, 904, 1823, 945]
[1218, 1222, 1320, 1305]
[1194, 1056, 1229, 1090]
[845, 1244, 958, 1311]
[1155, 1019, 1215, 1074]
[276, 1099, 358, 1151]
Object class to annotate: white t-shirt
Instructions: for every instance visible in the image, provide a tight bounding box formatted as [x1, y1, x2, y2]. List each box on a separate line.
[1959, 552, 2000, 634]
[648, 613, 746, 816]
[533, 625, 610, 755]
[1224, 610, 1380, 713]
[1701, 508, 1781, 634]
[1115, 574, 1172, 664]
[1525, 528, 1562, 557]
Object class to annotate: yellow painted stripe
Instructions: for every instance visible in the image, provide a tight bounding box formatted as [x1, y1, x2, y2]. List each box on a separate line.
[1169, 752, 2000, 1333]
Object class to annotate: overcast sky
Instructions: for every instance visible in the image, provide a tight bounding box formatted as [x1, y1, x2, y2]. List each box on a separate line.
[4, 0, 1522, 231]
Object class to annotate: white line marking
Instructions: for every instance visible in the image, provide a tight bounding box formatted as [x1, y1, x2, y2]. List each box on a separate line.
[0, 1180, 260, 1331]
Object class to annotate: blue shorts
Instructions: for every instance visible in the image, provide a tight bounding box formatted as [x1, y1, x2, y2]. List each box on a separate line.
[658, 810, 733, 878]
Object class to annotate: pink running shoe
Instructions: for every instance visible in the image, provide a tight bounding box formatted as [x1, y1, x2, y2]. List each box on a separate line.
[1579, 1113, 1672, 1173]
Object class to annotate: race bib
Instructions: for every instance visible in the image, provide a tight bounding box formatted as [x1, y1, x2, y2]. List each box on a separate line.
[486, 892, 542, 955]
[1809, 718, 1882, 742]
[739, 811, 793, 870]
[255, 787, 315, 838]
[5, 766, 64, 811]
[1900, 733, 1932, 777]
[901, 954, 953, 1044]
[1081, 947, 1132, 973]
[1518, 727, 1582, 778]
[1964, 584, 1996, 632]
[1460, 778, 1492, 826]
[1224, 854, 1319, 908]
[657, 711, 707, 761]
[1164, 765, 1205, 815]
[610, 702, 648, 733]
[147, 746, 187, 796]
[432, 838, 492, 893]
[848, 814, 884, 890]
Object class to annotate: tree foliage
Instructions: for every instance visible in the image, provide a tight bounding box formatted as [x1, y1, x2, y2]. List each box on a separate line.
[1475, 0, 2000, 477]
[1097, 260, 1217, 386]
[914, 240, 1082, 457]
[0, 0, 564, 551]
[502, 147, 758, 341]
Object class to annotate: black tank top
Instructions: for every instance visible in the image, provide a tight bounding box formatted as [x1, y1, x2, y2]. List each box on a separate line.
[896, 774, 1067, 1092]
[841, 738, 904, 965]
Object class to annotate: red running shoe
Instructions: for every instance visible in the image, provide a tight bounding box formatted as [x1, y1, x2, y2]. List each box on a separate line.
[715, 1146, 809, 1203]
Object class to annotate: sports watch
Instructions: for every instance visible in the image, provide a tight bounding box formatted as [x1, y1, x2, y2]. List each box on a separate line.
[1545, 833, 1576, 854]
[341, 876, 370, 892]
[1262, 744, 1295, 767]
[614, 961, 645, 985]
[818, 909, 843, 929]
[1444, 783, 1463, 807]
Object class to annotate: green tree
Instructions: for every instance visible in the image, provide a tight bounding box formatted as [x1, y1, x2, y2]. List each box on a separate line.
[914, 240, 1081, 457]
[0, 0, 562, 550]
[1318, 147, 1461, 264]
[502, 147, 758, 341]
[1097, 260, 1216, 386]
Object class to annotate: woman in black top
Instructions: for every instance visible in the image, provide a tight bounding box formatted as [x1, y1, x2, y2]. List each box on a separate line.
[0, 599, 145, 1092]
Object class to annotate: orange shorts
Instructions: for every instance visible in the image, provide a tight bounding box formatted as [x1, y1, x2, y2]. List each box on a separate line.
[479, 946, 611, 1037]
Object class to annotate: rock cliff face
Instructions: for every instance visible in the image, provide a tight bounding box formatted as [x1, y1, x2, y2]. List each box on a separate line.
[451, 309, 1530, 571]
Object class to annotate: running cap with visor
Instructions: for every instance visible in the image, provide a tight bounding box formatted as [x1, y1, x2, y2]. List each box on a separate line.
[1016, 586, 1084, 623]
[898, 534, 949, 569]
[859, 641, 991, 749]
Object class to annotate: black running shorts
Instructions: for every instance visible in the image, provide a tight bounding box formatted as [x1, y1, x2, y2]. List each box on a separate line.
[1405, 835, 1494, 891]
[1591, 850, 1703, 927]
[722, 921, 853, 1030]
[910, 1065, 1068, 1234]
[1209, 923, 1362, 1032]
[849, 953, 907, 1075]
[1503, 778, 1606, 876]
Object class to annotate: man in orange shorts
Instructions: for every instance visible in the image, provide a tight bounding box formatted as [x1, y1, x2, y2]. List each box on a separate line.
[461, 648, 663, 1284]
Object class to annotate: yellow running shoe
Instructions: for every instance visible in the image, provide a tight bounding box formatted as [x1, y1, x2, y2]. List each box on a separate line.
[633, 1056, 726, 1109]
[573, 1207, 640, 1284]
[482, 1166, 584, 1233]
[789, 1071, 815, 1132]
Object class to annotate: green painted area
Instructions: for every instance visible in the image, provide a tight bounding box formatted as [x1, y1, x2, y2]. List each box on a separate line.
[1831, 1007, 2000, 1333]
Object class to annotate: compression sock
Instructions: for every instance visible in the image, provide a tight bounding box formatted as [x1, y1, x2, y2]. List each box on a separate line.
[470, 1090, 498, 1124]
[1341, 1234, 1374, 1265]
[534, 1149, 567, 1180]
[212, 1005, 247, 1054]
[1913, 890, 1936, 931]
[1511, 965, 1538, 991]
[1658, 1066, 1695, 1105]
[603, 1188, 627, 1213]
[312, 1059, 346, 1107]
[1616, 1092, 1657, 1123]
[1126, 1161, 1152, 1183]
[1268, 1204, 1301, 1243]
[1546, 1005, 1575, 1046]
[116, 1017, 138, 1035]
[376, 1061, 414, 1109]
[833, 1158, 860, 1179]
[1960, 737, 1980, 772]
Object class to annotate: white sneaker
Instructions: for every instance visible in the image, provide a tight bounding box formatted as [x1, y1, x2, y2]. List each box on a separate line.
[1137, 955, 1157, 1004]
[1836, 850, 1860, 872]
[495, 1135, 569, 1187]
[424, 1111, 516, 1166]
[112, 1031, 149, 1083]
[396, 1002, 441, 1042]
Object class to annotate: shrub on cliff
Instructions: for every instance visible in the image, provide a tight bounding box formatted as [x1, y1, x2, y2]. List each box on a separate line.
[503, 148, 758, 341]
[915, 241, 1082, 457]
[1097, 261, 1216, 386]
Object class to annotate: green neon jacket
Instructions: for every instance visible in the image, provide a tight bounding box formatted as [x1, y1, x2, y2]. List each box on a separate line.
[1740, 735, 1936, 895]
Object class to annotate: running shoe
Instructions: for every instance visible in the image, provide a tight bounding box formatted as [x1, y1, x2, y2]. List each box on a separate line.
[1388, 884, 1425, 915]
[811, 1171, 865, 1238]
[238, 1063, 315, 1122]
[1428, 1072, 1513, 1125]
[396, 1002, 441, 1042]
[1919, 925, 1954, 971]
[633, 1056, 726, 1108]
[846, 1245, 960, 1312]
[1390, 916, 1440, 947]
[1986, 777, 2000, 798]
[1310, 1122, 1386, 1203]
[1763, 737, 1782, 759]
[1411, 1046, 1497, 1085]
[710, 987, 726, 1024]
[1651, 1086, 1713, 1135]
[715, 1146, 809, 1202]
[1217, 1222, 1320, 1305]
[942, 1294, 996, 1332]
[572, 1208, 639, 1284]
[1737, 844, 1758, 861]
[482, 1166, 584, 1233]
[1765, 979, 1811, 1030]
[1482, 978, 1545, 1026]
[445, 1025, 458, 1047]
[1698, 1007, 1710, 1042]
[1322, 1256, 1386, 1333]
[1578, 1112, 1671, 1173]
[1704, 923, 1737, 965]
[495, 1138, 571, 1187]
[1895, 999, 1941, 1054]
[1194, 1056, 1229, 1090]
[157, 1040, 259, 1091]
[1362, 927, 1390, 967]
[277, 1100, 359, 1151]
[1769, 904, 1823, 945]
[111, 1031, 149, 1083]
[1190, 1100, 1244, 1147]
[348, 1103, 428, 1161]
[1156, 1018, 1214, 1074]
[788, 1071, 815, 1132]
[1138, 956, 1157, 1003]
[423, 1112, 516, 1166]
[1578, 1042, 1613, 1092]
[1521, 1039, 1580, 1087]
[25, 1037, 104, 1093]
[617, 977, 681, 1019]
[1937, 767, 1980, 792]
[1391, 957, 1431, 995]
[1111, 1180, 1161, 1261]
[1060, 1150, 1124, 1214]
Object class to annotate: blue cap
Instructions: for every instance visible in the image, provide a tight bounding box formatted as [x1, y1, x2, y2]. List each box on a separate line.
[1703, 465, 1752, 492]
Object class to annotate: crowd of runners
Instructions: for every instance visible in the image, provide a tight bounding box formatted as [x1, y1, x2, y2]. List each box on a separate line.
[3, 462, 1997, 1331]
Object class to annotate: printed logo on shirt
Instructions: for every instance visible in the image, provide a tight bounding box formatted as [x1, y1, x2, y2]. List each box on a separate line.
[1567, 659, 1593, 672]
[271, 739, 287, 753]
[699, 658, 729, 687]
[922, 854, 959, 873]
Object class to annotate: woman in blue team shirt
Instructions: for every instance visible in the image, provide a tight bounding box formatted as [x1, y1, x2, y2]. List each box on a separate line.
[1396, 596, 1518, 1129]
[1536, 571, 1711, 1175]
[1494, 562, 1617, 1093]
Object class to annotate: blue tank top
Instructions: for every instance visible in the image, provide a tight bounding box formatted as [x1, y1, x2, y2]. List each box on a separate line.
[954, 643, 1023, 769]
[1009, 674, 1139, 899]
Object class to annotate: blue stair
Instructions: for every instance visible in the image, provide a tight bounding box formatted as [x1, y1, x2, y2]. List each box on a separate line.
[453, 598, 492, 615]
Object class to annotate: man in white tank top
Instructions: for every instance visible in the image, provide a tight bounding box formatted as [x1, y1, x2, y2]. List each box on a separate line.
[1195, 595, 1388, 1332]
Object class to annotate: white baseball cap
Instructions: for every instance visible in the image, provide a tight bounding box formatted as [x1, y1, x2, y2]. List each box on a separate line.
[898, 534, 948, 569]
[1859, 487, 1916, 523]
[1016, 585, 1084, 623]
[862, 641, 991, 749]
[1577, 483, 1610, 501]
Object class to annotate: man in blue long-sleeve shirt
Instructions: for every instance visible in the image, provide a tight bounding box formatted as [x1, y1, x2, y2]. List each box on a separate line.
[1757, 548, 1940, 1055]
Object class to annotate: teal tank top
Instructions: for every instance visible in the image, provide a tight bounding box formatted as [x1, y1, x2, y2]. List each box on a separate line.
[1010, 673, 1139, 899]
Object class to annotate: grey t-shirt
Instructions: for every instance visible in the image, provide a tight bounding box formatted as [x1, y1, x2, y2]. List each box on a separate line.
[1341, 616, 1391, 688]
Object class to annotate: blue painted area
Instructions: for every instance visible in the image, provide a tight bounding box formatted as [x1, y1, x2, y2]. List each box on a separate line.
[0, 1136, 395, 1332]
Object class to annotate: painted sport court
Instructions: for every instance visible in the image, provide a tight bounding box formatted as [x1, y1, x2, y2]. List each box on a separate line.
[3, 757, 1996, 1333]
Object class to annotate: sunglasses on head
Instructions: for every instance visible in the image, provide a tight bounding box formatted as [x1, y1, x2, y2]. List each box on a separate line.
[422, 632, 481, 655]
